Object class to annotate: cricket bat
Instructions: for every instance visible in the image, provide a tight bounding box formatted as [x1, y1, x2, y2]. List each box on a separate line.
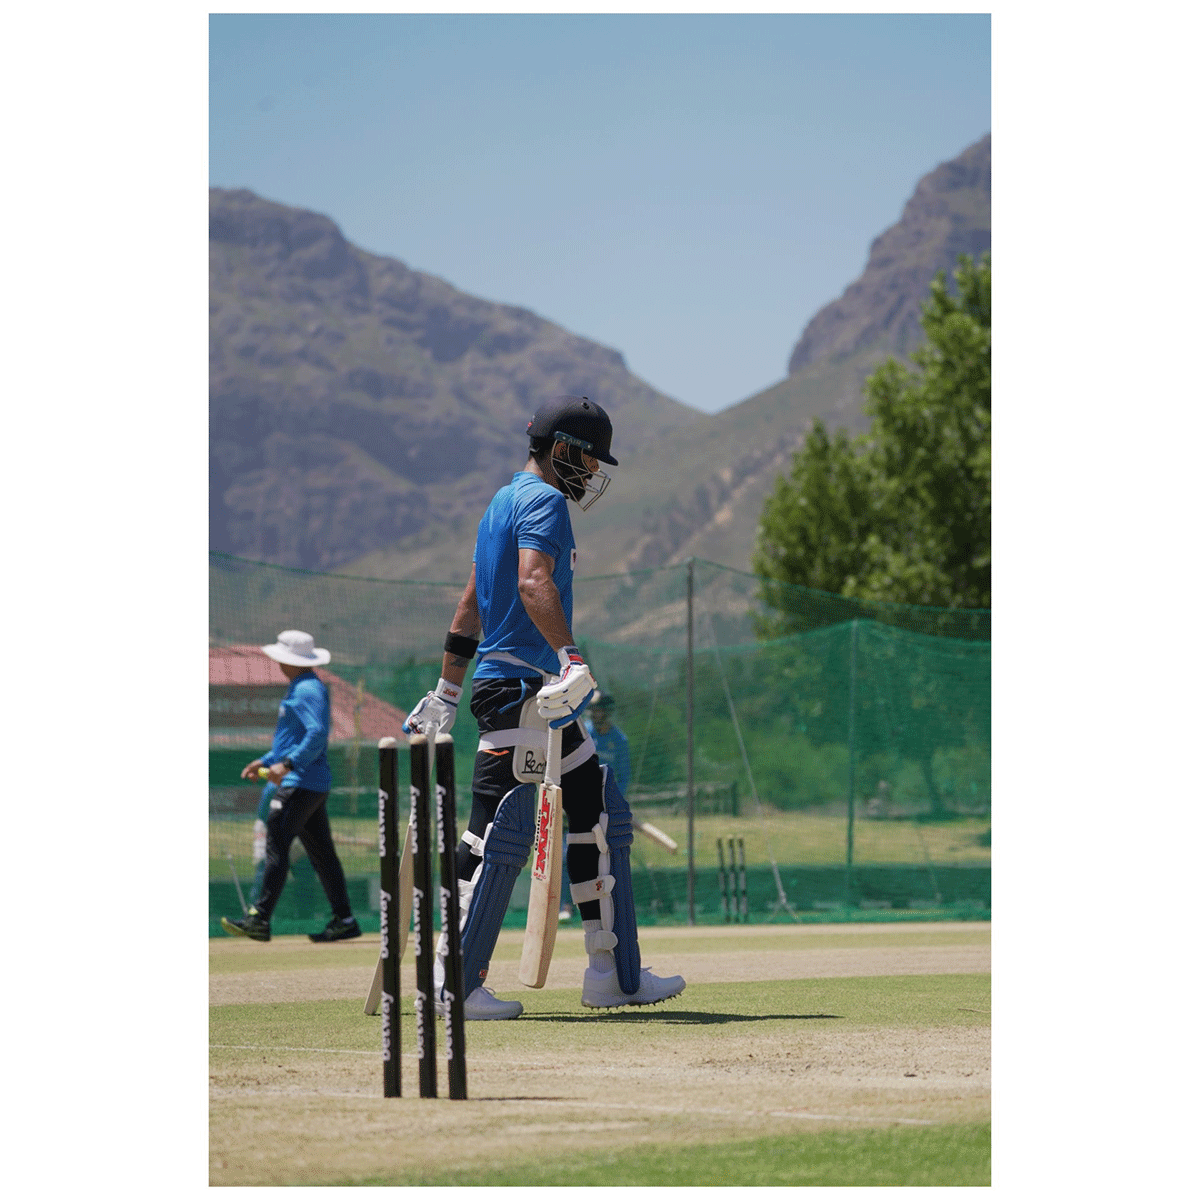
[364, 821, 413, 1015]
[518, 725, 563, 988]
[632, 815, 678, 853]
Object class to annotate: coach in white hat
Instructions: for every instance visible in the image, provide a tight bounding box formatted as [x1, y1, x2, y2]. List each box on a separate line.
[221, 630, 360, 944]
[261, 629, 331, 667]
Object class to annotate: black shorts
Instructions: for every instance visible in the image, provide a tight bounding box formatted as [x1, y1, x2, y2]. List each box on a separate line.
[465, 676, 604, 836]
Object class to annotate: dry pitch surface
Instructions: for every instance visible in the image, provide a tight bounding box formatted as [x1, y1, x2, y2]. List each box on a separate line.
[210, 921, 990, 1185]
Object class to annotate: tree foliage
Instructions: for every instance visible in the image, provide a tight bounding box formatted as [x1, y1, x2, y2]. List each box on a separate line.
[755, 254, 990, 631]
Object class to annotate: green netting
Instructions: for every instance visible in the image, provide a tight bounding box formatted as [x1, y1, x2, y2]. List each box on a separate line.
[210, 552, 990, 934]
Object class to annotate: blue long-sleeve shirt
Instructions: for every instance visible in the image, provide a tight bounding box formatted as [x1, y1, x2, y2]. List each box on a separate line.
[262, 671, 332, 792]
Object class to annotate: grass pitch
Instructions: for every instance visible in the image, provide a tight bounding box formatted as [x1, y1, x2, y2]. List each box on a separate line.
[210, 922, 990, 1186]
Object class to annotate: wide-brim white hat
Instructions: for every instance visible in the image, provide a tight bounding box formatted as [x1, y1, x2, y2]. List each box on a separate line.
[261, 629, 331, 667]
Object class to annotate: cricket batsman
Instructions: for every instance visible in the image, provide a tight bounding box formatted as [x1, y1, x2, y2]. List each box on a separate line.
[403, 395, 686, 1019]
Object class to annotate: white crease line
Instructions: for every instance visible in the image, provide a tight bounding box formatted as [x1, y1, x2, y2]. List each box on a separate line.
[211, 1043, 377, 1056]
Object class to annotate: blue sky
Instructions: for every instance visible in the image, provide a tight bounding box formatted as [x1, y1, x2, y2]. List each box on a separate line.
[210, 12, 990, 413]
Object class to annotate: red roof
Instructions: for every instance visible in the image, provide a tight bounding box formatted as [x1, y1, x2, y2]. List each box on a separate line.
[210, 645, 410, 745]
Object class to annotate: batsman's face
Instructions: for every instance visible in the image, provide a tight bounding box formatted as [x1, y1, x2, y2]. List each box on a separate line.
[552, 442, 611, 509]
[553, 442, 597, 476]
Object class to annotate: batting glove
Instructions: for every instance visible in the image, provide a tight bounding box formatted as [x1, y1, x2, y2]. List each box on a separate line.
[402, 677, 462, 736]
[536, 646, 597, 730]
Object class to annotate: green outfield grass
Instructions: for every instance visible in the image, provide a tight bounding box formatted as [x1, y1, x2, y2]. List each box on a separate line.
[370, 1121, 991, 1187]
[210, 808, 991, 881]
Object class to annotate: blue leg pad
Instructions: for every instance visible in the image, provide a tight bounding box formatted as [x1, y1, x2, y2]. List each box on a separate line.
[460, 783, 536, 994]
[602, 767, 643, 995]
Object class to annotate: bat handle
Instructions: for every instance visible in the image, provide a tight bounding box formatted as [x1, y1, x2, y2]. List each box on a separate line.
[545, 723, 562, 787]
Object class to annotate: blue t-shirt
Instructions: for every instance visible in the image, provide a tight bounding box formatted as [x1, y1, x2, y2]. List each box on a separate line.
[474, 471, 576, 681]
[584, 718, 632, 794]
[263, 671, 332, 792]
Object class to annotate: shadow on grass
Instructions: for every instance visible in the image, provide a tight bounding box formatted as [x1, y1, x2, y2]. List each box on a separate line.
[521, 1010, 843, 1025]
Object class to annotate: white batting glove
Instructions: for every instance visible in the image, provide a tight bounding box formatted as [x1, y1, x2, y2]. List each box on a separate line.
[536, 646, 597, 730]
[402, 677, 462, 736]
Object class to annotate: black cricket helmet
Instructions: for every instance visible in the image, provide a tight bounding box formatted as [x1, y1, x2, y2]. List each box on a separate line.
[526, 396, 618, 466]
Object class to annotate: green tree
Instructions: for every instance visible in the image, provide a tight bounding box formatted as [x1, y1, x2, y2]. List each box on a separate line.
[755, 253, 991, 629]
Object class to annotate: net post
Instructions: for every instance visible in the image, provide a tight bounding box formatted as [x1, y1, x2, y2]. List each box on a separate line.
[686, 557, 696, 925]
[845, 620, 858, 908]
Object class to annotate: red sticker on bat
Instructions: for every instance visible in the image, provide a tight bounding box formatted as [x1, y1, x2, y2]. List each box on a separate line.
[532, 789, 553, 878]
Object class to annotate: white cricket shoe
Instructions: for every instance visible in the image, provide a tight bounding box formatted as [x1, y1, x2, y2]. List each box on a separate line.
[459, 985, 523, 1021]
[581, 965, 686, 1009]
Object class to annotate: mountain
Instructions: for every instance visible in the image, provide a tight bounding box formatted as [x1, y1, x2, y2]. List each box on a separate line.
[788, 133, 991, 372]
[209, 188, 701, 571]
[568, 133, 992, 591]
[210, 132, 989, 592]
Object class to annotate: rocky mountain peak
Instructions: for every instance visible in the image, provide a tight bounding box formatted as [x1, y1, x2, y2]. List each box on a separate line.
[787, 133, 990, 373]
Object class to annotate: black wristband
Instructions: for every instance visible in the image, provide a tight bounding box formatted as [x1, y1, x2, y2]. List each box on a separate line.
[281, 758, 295, 772]
[443, 632, 480, 659]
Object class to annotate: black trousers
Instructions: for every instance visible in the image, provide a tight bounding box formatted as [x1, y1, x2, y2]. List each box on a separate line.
[459, 677, 605, 921]
[255, 785, 353, 923]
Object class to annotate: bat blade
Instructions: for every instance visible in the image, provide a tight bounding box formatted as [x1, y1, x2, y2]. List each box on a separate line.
[364, 957, 385, 1016]
[397, 821, 413, 958]
[365, 822, 414, 1015]
[633, 816, 678, 853]
[518, 778, 562, 988]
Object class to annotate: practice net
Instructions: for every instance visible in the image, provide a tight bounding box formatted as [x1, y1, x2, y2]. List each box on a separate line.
[210, 552, 990, 934]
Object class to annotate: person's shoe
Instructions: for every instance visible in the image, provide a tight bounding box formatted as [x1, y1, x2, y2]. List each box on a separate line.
[439, 985, 523, 1020]
[308, 917, 362, 943]
[221, 907, 271, 942]
[581, 965, 685, 1009]
[558, 904, 574, 921]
